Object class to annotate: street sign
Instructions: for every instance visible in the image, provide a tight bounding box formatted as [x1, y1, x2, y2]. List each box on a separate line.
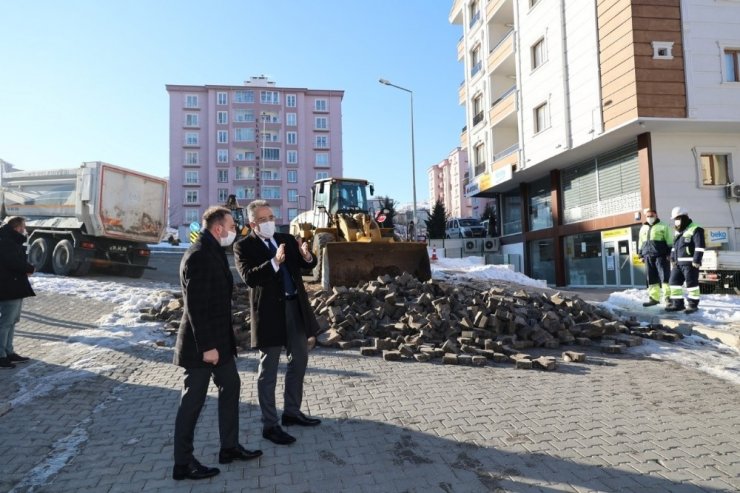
[376, 214, 386, 223]
[189, 221, 200, 232]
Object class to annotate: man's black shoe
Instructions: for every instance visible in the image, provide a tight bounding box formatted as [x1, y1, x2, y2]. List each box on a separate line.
[282, 412, 321, 427]
[172, 459, 220, 480]
[642, 299, 660, 307]
[262, 425, 296, 445]
[664, 305, 684, 312]
[218, 444, 263, 464]
[0, 357, 16, 369]
[8, 353, 30, 363]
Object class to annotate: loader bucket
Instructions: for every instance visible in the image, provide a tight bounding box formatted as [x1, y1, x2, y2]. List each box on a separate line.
[324, 241, 432, 288]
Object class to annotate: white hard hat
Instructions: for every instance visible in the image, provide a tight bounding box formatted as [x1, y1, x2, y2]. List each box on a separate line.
[670, 206, 687, 219]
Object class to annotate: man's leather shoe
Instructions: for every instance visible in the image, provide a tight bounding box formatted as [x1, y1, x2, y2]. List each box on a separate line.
[281, 412, 321, 427]
[218, 444, 263, 464]
[172, 459, 220, 480]
[8, 353, 29, 363]
[642, 299, 660, 307]
[262, 425, 296, 445]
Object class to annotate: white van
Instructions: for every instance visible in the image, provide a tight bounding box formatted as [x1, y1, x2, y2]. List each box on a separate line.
[445, 218, 485, 238]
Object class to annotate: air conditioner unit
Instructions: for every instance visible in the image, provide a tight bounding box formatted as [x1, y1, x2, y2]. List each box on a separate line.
[463, 238, 482, 253]
[726, 182, 740, 200]
[483, 237, 500, 252]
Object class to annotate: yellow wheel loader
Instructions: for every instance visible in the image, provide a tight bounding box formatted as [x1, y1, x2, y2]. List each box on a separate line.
[289, 178, 431, 290]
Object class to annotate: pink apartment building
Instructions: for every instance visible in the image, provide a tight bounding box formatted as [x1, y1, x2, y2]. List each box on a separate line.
[167, 76, 344, 239]
[427, 146, 476, 219]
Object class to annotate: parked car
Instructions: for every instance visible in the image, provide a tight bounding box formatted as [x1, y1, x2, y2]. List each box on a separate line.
[445, 218, 485, 238]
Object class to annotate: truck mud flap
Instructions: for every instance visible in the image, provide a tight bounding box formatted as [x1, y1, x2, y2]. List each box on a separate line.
[324, 242, 431, 288]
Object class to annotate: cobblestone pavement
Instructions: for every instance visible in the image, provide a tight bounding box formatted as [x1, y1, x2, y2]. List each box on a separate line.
[1, 292, 738, 493]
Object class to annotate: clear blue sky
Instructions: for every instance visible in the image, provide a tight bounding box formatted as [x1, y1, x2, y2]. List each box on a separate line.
[0, 0, 464, 205]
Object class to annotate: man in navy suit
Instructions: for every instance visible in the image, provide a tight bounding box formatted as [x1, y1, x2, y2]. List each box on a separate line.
[234, 200, 321, 446]
[172, 206, 262, 480]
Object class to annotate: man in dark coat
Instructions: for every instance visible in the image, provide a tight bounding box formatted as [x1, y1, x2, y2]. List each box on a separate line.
[172, 206, 261, 481]
[0, 216, 34, 369]
[234, 200, 321, 446]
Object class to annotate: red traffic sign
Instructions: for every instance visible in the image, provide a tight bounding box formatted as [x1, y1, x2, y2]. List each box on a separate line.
[376, 214, 386, 223]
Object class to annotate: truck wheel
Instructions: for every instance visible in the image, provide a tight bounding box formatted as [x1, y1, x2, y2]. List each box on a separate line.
[29, 238, 53, 273]
[52, 239, 80, 276]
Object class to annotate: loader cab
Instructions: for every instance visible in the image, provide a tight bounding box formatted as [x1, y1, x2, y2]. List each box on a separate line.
[312, 178, 371, 215]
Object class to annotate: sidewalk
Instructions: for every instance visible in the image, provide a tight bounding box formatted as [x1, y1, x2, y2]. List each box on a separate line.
[1, 292, 739, 493]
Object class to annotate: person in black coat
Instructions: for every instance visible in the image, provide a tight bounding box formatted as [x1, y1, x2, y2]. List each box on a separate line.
[0, 216, 35, 369]
[172, 206, 261, 481]
[234, 199, 321, 446]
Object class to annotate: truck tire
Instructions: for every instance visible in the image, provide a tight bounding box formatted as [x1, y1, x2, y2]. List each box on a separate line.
[29, 237, 53, 273]
[52, 239, 81, 276]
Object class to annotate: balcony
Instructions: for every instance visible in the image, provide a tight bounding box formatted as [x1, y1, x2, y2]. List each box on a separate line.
[457, 36, 465, 61]
[458, 82, 466, 106]
[493, 143, 519, 163]
[489, 86, 517, 127]
[460, 127, 468, 148]
[487, 30, 515, 75]
[486, 0, 508, 21]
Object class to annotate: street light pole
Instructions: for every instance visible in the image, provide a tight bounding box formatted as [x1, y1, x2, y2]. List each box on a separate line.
[379, 78, 417, 240]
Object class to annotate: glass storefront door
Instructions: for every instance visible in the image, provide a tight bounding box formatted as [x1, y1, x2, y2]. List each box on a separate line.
[602, 229, 634, 287]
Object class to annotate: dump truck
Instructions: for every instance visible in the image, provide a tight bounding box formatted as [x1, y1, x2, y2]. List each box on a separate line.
[699, 250, 740, 294]
[0, 161, 168, 277]
[289, 177, 431, 290]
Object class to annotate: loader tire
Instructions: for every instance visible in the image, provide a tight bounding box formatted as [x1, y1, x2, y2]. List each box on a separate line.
[29, 237, 53, 273]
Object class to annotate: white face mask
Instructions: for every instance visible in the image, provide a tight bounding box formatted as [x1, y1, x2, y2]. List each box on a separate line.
[219, 230, 236, 247]
[647, 217, 657, 225]
[256, 220, 276, 239]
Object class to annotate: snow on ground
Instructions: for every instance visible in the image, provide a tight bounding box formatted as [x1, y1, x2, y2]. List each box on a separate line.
[23, 257, 740, 386]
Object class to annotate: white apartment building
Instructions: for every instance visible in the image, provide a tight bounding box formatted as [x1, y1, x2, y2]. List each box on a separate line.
[450, 0, 740, 287]
[427, 147, 477, 219]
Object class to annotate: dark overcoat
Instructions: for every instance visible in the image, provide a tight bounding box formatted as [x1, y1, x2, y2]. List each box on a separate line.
[0, 224, 35, 302]
[233, 231, 318, 349]
[173, 229, 237, 368]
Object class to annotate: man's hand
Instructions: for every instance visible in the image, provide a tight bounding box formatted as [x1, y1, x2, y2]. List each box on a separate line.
[275, 244, 286, 264]
[307, 337, 316, 351]
[202, 348, 219, 365]
[298, 237, 312, 261]
[692, 262, 701, 269]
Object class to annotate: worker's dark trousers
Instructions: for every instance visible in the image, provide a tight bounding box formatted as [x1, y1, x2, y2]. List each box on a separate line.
[668, 263, 700, 309]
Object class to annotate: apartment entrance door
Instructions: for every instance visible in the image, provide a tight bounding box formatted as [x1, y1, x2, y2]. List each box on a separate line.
[602, 228, 634, 287]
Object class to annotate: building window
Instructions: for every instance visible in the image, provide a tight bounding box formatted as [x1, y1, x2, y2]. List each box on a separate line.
[699, 153, 730, 186]
[185, 95, 199, 108]
[470, 44, 482, 77]
[235, 166, 256, 180]
[315, 153, 329, 167]
[217, 130, 228, 144]
[472, 94, 484, 126]
[314, 99, 328, 112]
[315, 117, 328, 130]
[314, 136, 329, 149]
[235, 187, 255, 199]
[235, 128, 255, 142]
[217, 169, 229, 183]
[218, 188, 229, 203]
[234, 90, 254, 103]
[234, 109, 255, 122]
[528, 239, 555, 285]
[185, 151, 198, 165]
[469, 0, 480, 27]
[261, 169, 281, 181]
[501, 190, 522, 236]
[217, 149, 229, 163]
[217, 111, 228, 125]
[185, 133, 199, 146]
[652, 41, 674, 60]
[564, 232, 604, 285]
[286, 113, 297, 126]
[286, 131, 297, 145]
[184, 208, 199, 224]
[185, 170, 199, 185]
[534, 102, 548, 134]
[262, 148, 280, 161]
[185, 113, 199, 127]
[316, 171, 330, 180]
[262, 131, 280, 143]
[288, 208, 298, 221]
[287, 170, 298, 183]
[286, 94, 297, 107]
[287, 150, 298, 165]
[260, 91, 279, 104]
[217, 92, 228, 105]
[185, 190, 199, 204]
[528, 176, 553, 231]
[724, 49, 740, 82]
[474, 143, 486, 176]
[287, 189, 298, 202]
[532, 38, 546, 70]
[262, 186, 281, 199]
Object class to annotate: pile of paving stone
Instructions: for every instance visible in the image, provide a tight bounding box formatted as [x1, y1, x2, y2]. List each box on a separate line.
[142, 272, 683, 370]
